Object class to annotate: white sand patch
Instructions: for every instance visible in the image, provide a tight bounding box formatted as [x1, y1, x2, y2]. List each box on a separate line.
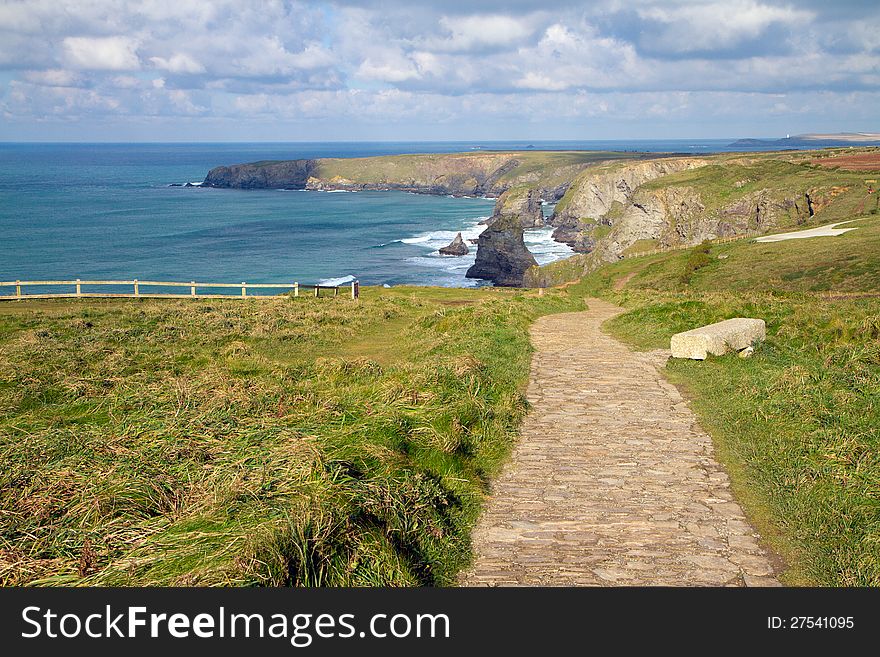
[754, 221, 859, 243]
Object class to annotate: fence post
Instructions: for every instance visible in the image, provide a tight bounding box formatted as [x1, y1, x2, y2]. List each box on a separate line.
[15, 280, 21, 300]
[334, 286, 339, 297]
[134, 279, 139, 297]
[76, 279, 81, 298]
[241, 282, 246, 298]
[353, 281, 360, 300]
[294, 282, 299, 297]
[191, 281, 196, 297]
[314, 285, 319, 298]
[351, 281, 356, 299]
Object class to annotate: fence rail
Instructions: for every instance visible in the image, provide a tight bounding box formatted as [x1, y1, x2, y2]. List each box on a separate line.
[0, 278, 360, 301]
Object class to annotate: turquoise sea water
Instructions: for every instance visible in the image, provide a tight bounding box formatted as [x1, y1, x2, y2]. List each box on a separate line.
[0, 140, 805, 290]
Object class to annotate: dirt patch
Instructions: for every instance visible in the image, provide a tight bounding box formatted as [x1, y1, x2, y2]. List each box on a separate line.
[613, 272, 638, 291]
[810, 152, 880, 171]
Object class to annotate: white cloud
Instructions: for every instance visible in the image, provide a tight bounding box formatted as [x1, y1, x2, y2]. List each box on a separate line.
[63, 36, 141, 71]
[432, 14, 537, 51]
[22, 68, 83, 87]
[356, 52, 420, 82]
[0, 1, 878, 138]
[149, 53, 204, 74]
[637, 0, 814, 54]
[514, 72, 569, 91]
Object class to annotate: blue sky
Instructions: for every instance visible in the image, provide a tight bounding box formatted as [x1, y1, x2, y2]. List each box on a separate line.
[1, 0, 878, 141]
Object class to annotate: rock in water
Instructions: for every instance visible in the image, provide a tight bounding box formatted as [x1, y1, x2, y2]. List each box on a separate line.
[466, 215, 538, 287]
[438, 232, 469, 256]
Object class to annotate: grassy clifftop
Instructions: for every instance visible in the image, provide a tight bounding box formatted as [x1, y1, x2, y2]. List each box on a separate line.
[204, 150, 650, 197]
[0, 286, 582, 586]
[545, 147, 879, 261]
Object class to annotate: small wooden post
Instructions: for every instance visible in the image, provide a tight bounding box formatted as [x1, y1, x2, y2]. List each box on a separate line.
[334, 286, 339, 297]
[294, 282, 299, 297]
[241, 282, 247, 298]
[314, 285, 319, 298]
[76, 279, 81, 298]
[353, 280, 360, 300]
[15, 280, 21, 300]
[134, 279, 139, 297]
[351, 281, 356, 299]
[191, 281, 196, 297]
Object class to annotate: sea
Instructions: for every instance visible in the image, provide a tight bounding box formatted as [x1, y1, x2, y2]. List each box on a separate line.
[0, 140, 812, 290]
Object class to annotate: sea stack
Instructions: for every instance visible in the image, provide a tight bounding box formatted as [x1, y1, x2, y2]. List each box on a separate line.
[439, 232, 469, 256]
[466, 215, 537, 287]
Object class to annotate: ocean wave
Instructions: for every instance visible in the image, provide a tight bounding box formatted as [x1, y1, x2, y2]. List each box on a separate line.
[398, 217, 489, 251]
[523, 227, 574, 265]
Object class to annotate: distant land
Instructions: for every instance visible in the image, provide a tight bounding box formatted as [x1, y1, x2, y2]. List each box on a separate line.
[730, 132, 880, 148]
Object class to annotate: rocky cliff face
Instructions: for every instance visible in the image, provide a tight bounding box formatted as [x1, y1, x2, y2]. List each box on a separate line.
[487, 186, 545, 229]
[585, 184, 843, 269]
[204, 160, 318, 189]
[466, 215, 538, 287]
[549, 158, 709, 251]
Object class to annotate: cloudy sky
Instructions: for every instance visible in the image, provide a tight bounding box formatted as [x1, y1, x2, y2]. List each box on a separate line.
[1, 0, 878, 141]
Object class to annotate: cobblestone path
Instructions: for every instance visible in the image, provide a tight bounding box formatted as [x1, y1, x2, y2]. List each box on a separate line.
[461, 298, 780, 586]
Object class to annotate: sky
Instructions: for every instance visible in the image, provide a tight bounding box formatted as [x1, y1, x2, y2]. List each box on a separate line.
[0, 0, 878, 141]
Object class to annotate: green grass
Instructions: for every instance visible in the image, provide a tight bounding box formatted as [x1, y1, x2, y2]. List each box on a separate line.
[554, 217, 880, 586]
[601, 292, 880, 586]
[0, 286, 581, 586]
[637, 158, 871, 223]
[619, 216, 880, 293]
[314, 151, 635, 190]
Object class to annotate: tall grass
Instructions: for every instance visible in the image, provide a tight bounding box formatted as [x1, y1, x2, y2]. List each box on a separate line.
[0, 289, 578, 586]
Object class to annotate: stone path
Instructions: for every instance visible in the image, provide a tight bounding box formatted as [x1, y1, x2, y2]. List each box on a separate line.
[461, 298, 780, 586]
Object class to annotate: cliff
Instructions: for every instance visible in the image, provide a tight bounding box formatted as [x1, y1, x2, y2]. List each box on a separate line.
[549, 158, 709, 252]
[204, 159, 318, 189]
[202, 151, 628, 196]
[487, 185, 546, 229]
[466, 214, 538, 287]
[202, 147, 875, 289]
[526, 149, 873, 286]
[202, 150, 641, 288]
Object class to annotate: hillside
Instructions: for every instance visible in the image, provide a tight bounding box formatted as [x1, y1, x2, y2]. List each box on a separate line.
[0, 286, 583, 586]
[528, 148, 879, 285]
[554, 217, 880, 585]
[203, 151, 646, 198]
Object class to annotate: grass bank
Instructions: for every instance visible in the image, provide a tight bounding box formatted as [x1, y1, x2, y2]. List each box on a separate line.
[560, 219, 880, 585]
[0, 286, 581, 586]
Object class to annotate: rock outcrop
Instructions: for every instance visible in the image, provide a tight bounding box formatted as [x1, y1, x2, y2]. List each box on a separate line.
[489, 187, 545, 229]
[204, 159, 318, 189]
[582, 182, 848, 272]
[466, 215, 537, 287]
[549, 158, 709, 252]
[439, 233, 469, 256]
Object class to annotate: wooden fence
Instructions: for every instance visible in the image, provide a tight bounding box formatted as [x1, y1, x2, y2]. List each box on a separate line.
[0, 278, 360, 301]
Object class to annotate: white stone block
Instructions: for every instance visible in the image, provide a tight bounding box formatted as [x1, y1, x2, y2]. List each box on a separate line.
[670, 318, 766, 360]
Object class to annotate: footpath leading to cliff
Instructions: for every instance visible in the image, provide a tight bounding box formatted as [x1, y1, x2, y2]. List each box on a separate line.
[461, 298, 780, 586]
